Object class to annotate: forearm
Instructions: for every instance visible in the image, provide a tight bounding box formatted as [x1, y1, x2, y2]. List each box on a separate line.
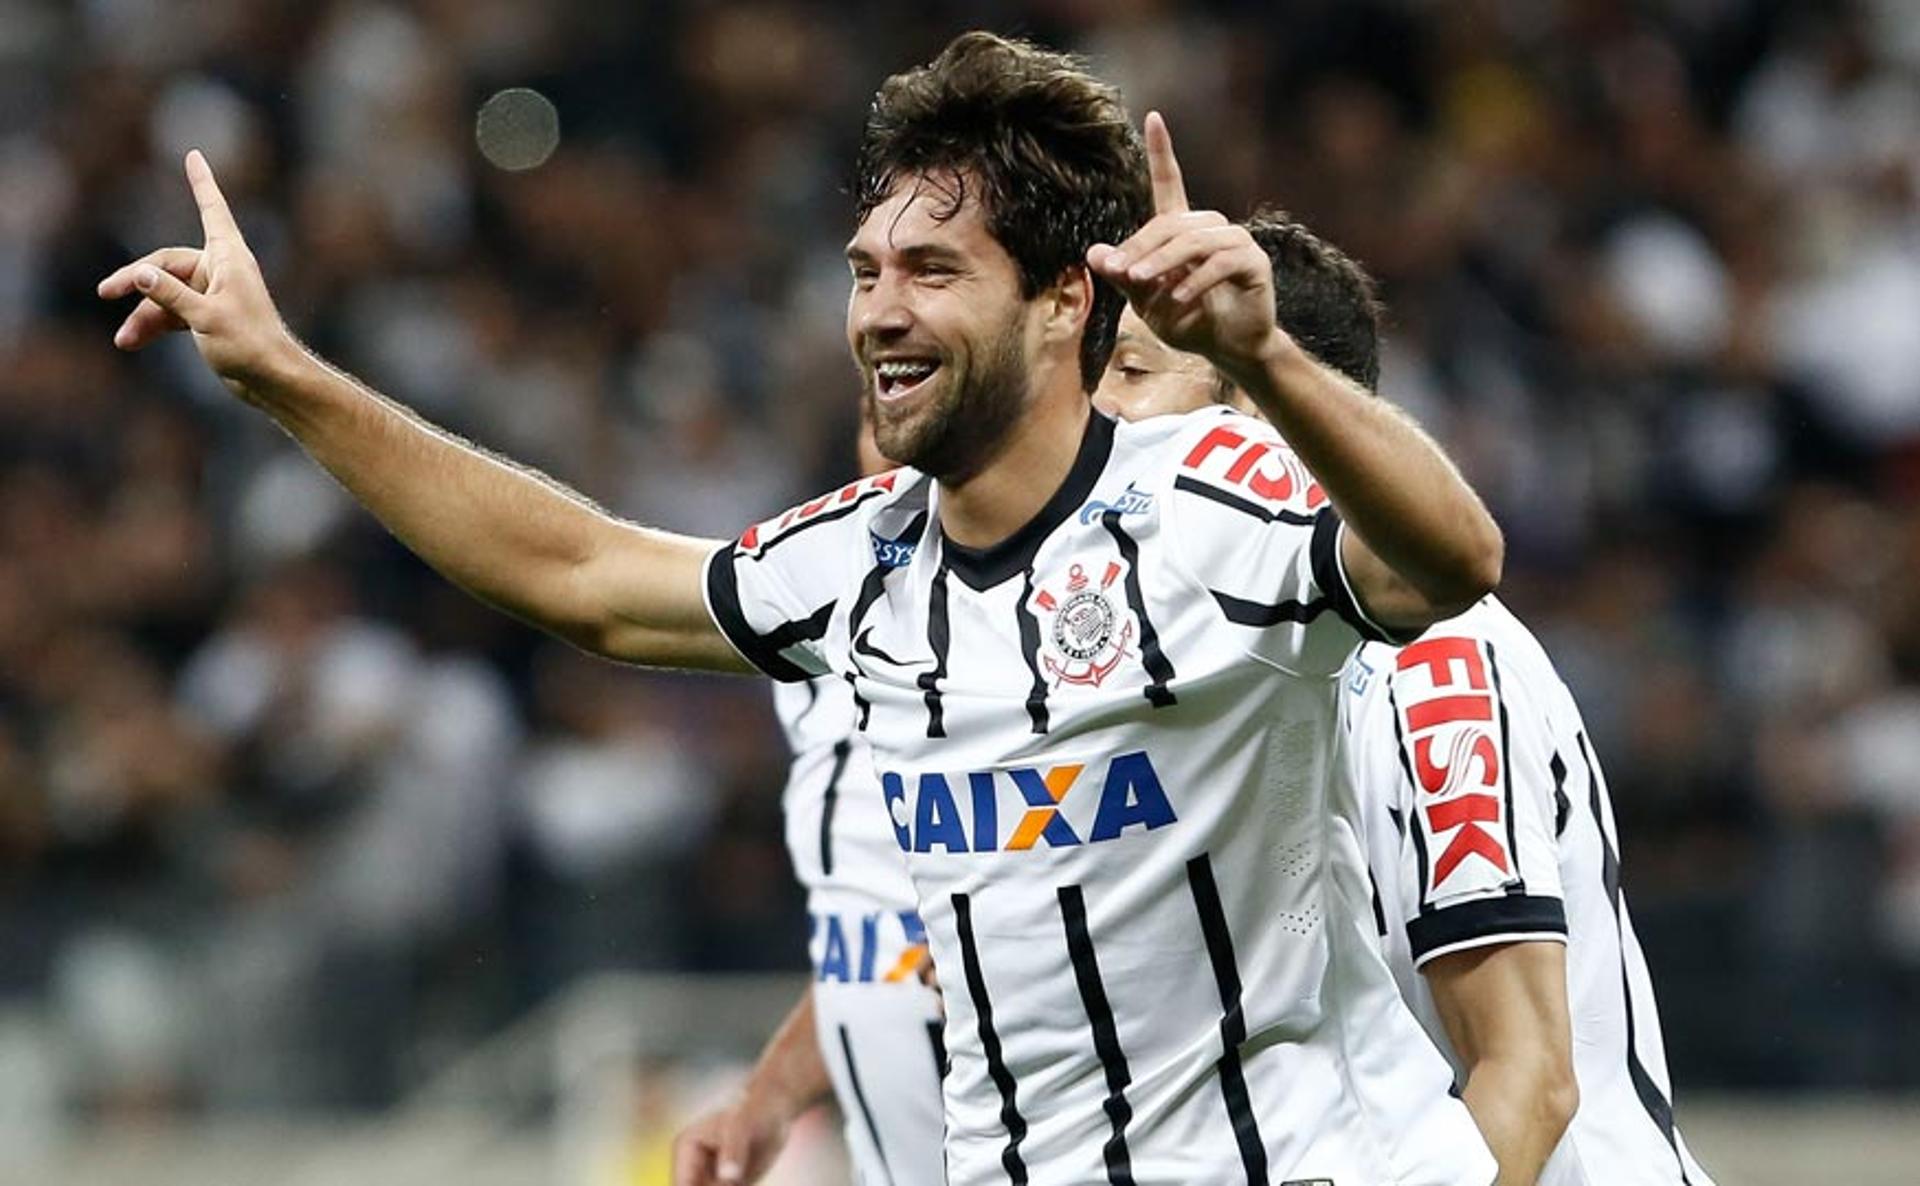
[740, 989, 834, 1123]
[246, 340, 733, 665]
[1461, 1057, 1577, 1185]
[1228, 332, 1502, 611]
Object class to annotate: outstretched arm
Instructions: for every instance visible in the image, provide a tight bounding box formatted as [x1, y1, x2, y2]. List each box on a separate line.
[99, 152, 747, 672]
[1089, 115, 1502, 634]
[672, 988, 833, 1185]
[1425, 941, 1580, 1185]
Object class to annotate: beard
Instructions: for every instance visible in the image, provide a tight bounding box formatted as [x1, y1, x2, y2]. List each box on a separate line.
[862, 308, 1029, 485]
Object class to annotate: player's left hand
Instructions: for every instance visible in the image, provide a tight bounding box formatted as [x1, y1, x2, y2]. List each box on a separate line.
[1087, 112, 1283, 375]
[671, 1094, 789, 1186]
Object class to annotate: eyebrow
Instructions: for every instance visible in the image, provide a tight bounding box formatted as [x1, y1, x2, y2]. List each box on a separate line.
[844, 242, 967, 267]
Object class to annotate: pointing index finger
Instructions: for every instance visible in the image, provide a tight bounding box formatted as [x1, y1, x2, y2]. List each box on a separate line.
[184, 149, 243, 244]
[1144, 111, 1188, 215]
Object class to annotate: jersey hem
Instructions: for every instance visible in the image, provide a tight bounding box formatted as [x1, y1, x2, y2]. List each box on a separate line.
[1327, 516, 1423, 645]
[1406, 892, 1568, 963]
[1411, 929, 1570, 969]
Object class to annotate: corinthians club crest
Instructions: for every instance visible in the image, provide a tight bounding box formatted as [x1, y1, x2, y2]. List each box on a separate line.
[1034, 562, 1135, 687]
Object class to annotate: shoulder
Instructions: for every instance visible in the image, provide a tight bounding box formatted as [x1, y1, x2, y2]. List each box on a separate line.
[1122, 406, 1329, 525]
[731, 467, 934, 566]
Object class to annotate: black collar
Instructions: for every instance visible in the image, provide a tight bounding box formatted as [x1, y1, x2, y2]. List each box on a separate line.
[942, 411, 1116, 591]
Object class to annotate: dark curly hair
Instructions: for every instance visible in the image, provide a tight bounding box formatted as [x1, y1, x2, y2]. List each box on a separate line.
[854, 32, 1150, 392]
[1230, 208, 1385, 395]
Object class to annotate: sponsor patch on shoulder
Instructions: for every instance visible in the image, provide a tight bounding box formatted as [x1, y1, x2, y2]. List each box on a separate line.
[870, 529, 917, 568]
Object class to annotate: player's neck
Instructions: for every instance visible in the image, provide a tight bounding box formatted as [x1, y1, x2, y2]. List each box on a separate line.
[937, 385, 1092, 550]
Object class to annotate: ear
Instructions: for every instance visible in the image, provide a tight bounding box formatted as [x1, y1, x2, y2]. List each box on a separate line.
[1039, 265, 1094, 346]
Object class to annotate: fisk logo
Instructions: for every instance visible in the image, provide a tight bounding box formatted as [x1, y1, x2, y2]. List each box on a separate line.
[1181, 424, 1327, 509]
[882, 751, 1176, 854]
[1395, 636, 1512, 891]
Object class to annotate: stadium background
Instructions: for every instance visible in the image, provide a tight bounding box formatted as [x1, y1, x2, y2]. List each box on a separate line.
[3, 0, 1918, 1181]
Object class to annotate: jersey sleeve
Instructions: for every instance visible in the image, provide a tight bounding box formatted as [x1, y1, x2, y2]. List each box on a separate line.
[1162, 413, 1397, 675]
[704, 473, 899, 682]
[1377, 628, 1568, 968]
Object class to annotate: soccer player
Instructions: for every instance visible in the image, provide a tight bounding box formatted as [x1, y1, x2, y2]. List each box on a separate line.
[1096, 210, 1716, 1186]
[100, 32, 1504, 1184]
[673, 423, 945, 1186]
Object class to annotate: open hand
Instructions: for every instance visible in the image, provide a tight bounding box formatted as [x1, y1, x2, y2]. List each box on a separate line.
[1087, 113, 1282, 374]
[97, 151, 298, 403]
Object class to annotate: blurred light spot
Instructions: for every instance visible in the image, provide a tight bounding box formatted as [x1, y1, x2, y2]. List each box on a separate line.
[475, 87, 560, 172]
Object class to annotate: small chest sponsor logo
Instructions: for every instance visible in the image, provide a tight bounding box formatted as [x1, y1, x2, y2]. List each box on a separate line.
[1034, 562, 1134, 688]
[870, 531, 918, 569]
[1078, 480, 1154, 524]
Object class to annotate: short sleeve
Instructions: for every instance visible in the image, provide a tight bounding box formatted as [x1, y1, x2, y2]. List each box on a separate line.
[1379, 630, 1568, 967]
[704, 473, 901, 682]
[1162, 413, 1388, 675]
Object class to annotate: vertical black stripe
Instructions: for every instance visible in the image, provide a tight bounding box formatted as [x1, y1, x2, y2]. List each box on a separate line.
[926, 1019, 948, 1080]
[818, 739, 851, 877]
[1485, 641, 1525, 895]
[1015, 567, 1051, 734]
[1101, 512, 1176, 706]
[953, 892, 1028, 1182]
[919, 564, 952, 739]
[844, 671, 871, 731]
[1578, 733, 1692, 1184]
[837, 1024, 895, 1186]
[1185, 855, 1268, 1183]
[1549, 750, 1571, 838]
[1388, 681, 1433, 913]
[1058, 885, 1137, 1185]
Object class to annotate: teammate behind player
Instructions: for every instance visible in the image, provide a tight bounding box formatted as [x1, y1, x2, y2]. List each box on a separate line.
[673, 421, 944, 1186]
[1095, 209, 1715, 1186]
[101, 32, 1505, 1183]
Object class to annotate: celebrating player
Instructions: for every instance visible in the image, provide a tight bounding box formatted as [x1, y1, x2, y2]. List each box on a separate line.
[672, 420, 944, 1186]
[1094, 209, 1716, 1186]
[101, 32, 1503, 1184]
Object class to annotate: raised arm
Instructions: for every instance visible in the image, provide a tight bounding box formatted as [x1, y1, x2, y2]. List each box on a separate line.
[99, 152, 747, 672]
[1089, 115, 1501, 634]
[1425, 942, 1580, 1185]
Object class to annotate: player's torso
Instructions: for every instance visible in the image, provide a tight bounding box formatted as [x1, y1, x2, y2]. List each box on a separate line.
[1346, 599, 1712, 1186]
[773, 679, 946, 1185]
[840, 416, 1471, 1185]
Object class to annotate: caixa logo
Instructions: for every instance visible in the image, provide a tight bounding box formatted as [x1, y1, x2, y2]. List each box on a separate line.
[881, 751, 1176, 854]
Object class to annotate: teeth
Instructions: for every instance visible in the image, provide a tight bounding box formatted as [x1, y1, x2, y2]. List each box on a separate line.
[877, 360, 936, 381]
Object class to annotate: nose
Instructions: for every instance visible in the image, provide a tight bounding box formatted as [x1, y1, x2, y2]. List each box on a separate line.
[1092, 386, 1126, 420]
[853, 275, 913, 340]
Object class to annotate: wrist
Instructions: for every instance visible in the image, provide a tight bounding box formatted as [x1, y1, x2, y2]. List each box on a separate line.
[238, 328, 321, 411]
[1221, 327, 1308, 406]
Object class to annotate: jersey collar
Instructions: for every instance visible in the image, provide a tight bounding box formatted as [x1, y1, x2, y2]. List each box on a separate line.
[941, 410, 1117, 592]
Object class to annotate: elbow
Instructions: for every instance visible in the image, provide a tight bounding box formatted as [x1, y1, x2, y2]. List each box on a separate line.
[1535, 1060, 1580, 1143]
[1441, 516, 1504, 616]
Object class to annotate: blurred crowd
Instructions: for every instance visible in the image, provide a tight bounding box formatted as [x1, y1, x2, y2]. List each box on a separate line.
[1, 0, 1918, 1124]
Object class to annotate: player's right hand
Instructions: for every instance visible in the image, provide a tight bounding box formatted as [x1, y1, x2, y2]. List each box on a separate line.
[671, 1095, 790, 1186]
[97, 150, 299, 405]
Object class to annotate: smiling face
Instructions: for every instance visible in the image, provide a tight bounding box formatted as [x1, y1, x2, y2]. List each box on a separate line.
[845, 173, 1043, 483]
[1092, 306, 1229, 423]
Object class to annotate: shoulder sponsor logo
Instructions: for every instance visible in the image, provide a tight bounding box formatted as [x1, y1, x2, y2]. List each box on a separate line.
[1179, 424, 1327, 509]
[1078, 480, 1155, 524]
[1395, 635, 1513, 891]
[881, 751, 1176, 855]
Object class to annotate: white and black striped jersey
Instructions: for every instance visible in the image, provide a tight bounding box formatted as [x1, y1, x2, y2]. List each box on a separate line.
[1342, 597, 1715, 1186]
[773, 678, 944, 1186]
[710, 407, 1494, 1186]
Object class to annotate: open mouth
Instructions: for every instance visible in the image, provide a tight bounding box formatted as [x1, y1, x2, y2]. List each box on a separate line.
[874, 357, 941, 402]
